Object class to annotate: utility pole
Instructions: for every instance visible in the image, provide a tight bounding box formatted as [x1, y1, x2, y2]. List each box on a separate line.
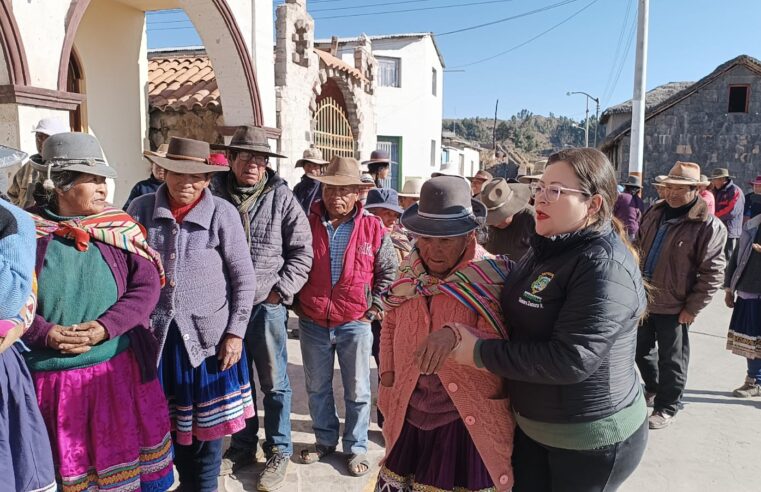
[628, 0, 650, 177]
[583, 97, 590, 148]
[593, 98, 600, 148]
[492, 99, 499, 154]
[567, 91, 599, 148]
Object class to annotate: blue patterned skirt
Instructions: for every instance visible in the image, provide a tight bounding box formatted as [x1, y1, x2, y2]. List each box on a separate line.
[159, 325, 255, 445]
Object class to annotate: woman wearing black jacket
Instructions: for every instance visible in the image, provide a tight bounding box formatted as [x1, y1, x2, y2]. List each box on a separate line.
[432, 148, 648, 491]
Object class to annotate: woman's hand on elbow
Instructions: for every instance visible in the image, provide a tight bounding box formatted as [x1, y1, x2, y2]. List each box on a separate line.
[446, 322, 480, 368]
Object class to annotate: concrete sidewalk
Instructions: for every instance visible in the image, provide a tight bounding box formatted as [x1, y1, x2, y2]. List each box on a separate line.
[199, 292, 757, 491]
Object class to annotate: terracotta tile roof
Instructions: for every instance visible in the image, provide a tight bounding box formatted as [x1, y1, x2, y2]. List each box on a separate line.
[314, 49, 366, 82]
[148, 54, 220, 111]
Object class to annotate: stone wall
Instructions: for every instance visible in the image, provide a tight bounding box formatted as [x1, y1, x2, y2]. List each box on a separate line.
[608, 64, 761, 200]
[149, 107, 225, 150]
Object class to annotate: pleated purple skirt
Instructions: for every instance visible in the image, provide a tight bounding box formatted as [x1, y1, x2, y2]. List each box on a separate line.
[375, 418, 495, 492]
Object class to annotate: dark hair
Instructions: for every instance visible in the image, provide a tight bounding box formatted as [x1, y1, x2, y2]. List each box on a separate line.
[32, 170, 82, 210]
[546, 148, 639, 261]
[367, 162, 389, 175]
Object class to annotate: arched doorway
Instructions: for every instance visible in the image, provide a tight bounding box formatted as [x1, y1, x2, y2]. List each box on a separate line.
[313, 97, 355, 161]
[66, 47, 85, 132]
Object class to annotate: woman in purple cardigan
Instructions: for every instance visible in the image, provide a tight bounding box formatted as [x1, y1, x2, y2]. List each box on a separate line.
[128, 137, 257, 491]
[22, 133, 174, 491]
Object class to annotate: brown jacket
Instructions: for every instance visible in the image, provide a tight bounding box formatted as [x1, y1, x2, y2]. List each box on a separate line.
[636, 198, 727, 316]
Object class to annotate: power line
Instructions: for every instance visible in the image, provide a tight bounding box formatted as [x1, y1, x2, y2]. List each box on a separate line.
[310, 0, 438, 13]
[600, 0, 634, 107]
[313, 0, 517, 20]
[146, 9, 184, 16]
[148, 19, 193, 25]
[602, 12, 637, 106]
[437, 0, 579, 37]
[448, 0, 600, 68]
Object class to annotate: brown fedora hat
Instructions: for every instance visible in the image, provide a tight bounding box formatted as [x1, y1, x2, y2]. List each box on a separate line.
[149, 137, 226, 175]
[313, 156, 372, 187]
[480, 178, 532, 226]
[401, 175, 487, 237]
[660, 161, 702, 186]
[216, 125, 286, 158]
[295, 147, 329, 168]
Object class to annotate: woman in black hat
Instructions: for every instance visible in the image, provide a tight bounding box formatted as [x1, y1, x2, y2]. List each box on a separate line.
[363, 150, 392, 188]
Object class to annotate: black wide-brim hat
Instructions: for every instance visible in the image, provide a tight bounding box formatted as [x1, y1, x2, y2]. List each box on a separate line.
[401, 175, 487, 237]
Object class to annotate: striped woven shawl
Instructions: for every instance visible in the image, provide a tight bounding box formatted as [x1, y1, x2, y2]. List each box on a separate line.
[382, 245, 509, 338]
[29, 207, 166, 286]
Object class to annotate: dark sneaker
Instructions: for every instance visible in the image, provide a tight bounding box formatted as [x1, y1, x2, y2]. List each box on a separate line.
[648, 410, 674, 430]
[645, 392, 656, 408]
[220, 446, 257, 476]
[733, 377, 761, 398]
[257, 452, 289, 491]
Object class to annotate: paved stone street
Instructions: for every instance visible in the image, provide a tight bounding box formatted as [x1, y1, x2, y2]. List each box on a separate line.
[173, 292, 758, 492]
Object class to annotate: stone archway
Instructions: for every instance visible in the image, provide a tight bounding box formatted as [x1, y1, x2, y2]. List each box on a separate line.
[0, 0, 30, 85]
[57, 0, 263, 125]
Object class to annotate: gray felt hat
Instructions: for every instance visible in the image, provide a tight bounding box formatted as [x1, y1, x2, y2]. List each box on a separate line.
[32, 132, 117, 182]
[401, 175, 487, 237]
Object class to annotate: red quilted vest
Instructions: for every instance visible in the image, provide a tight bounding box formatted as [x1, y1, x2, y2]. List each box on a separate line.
[299, 201, 385, 327]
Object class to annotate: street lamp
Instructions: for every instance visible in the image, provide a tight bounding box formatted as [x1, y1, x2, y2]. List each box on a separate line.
[567, 91, 600, 148]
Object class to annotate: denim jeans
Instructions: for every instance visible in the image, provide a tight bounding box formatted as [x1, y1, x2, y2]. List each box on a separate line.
[299, 318, 373, 455]
[173, 436, 223, 492]
[748, 358, 761, 384]
[231, 302, 293, 456]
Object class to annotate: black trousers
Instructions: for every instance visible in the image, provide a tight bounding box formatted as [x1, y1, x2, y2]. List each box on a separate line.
[725, 237, 738, 264]
[512, 420, 648, 492]
[635, 313, 690, 415]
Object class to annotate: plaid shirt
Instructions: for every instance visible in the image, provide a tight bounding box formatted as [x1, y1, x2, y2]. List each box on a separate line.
[323, 209, 358, 286]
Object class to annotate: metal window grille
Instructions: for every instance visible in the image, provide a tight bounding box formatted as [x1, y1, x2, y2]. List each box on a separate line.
[313, 98, 356, 161]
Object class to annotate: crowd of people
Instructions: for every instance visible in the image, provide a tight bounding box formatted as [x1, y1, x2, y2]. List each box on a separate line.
[0, 116, 758, 492]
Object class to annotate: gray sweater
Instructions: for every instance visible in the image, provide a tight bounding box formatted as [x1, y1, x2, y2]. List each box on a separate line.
[211, 170, 313, 305]
[128, 186, 256, 367]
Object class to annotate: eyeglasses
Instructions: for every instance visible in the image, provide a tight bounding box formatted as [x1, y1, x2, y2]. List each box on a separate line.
[235, 152, 268, 165]
[530, 183, 590, 203]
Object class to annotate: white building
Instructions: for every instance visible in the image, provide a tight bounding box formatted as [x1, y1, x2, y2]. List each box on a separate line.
[316, 33, 444, 190]
[0, 0, 276, 205]
[441, 131, 481, 178]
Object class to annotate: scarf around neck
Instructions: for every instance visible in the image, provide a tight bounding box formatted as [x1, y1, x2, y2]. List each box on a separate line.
[30, 207, 166, 287]
[226, 171, 269, 243]
[382, 243, 510, 338]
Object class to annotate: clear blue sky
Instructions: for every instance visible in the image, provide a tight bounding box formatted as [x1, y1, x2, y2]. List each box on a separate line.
[147, 0, 761, 121]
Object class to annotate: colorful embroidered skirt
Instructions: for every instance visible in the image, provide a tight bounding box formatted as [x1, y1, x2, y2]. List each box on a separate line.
[0, 345, 57, 492]
[376, 418, 495, 492]
[159, 325, 255, 446]
[32, 348, 174, 492]
[727, 295, 761, 359]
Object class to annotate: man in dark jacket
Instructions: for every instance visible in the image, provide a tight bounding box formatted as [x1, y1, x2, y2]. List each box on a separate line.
[479, 177, 534, 259]
[636, 161, 727, 430]
[292, 147, 328, 212]
[613, 176, 645, 240]
[710, 167, 744, 260]
[213, 125, 313, 490]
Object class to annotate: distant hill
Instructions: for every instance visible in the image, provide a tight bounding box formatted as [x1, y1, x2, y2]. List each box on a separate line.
[443, 110, 603, 163]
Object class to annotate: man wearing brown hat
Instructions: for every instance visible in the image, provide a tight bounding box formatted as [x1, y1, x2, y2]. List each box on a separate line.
[636, 161, 727, 430]
[293, 147, 329, 213]
[710, 167, 745, 259]
[480, 178, 535, 259]
[212, 125, 313, 490]
[296, 156, 397, 477]
[469, 169, 492, 198]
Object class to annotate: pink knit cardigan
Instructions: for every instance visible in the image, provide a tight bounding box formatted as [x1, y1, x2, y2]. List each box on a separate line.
[378, 250, 515, 491]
